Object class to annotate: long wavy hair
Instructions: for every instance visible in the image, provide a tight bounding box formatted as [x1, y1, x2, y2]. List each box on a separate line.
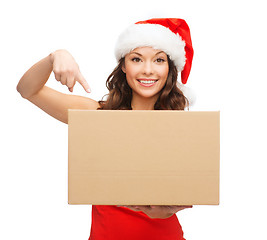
[97, 56, 189, 110]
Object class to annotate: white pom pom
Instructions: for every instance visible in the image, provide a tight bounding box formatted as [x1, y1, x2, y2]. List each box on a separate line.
[177, 82, 196, 106]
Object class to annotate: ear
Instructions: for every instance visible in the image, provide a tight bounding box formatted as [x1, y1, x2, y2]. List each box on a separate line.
[122, 62, 126, 73]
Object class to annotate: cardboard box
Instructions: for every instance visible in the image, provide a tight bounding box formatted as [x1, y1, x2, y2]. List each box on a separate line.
[68, 110, 220, 205]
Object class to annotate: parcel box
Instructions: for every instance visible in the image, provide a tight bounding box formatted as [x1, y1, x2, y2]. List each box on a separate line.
[68, 110, 220, 205]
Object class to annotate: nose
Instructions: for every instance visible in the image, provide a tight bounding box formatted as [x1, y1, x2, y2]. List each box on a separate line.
[142, 61, 154, 75]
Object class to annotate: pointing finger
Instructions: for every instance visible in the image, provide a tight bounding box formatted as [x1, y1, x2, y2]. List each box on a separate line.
[77, 72, 91, 93]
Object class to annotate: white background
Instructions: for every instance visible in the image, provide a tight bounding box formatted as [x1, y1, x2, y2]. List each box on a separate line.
[1, 0, 266, 239]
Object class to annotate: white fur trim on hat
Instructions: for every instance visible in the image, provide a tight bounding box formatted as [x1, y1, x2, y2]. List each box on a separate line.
[115, 23, 186, 72]
[177, 82, 196, 106]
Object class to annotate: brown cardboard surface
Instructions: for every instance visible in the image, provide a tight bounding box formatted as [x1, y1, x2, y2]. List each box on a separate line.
[68, 110, 220, 205]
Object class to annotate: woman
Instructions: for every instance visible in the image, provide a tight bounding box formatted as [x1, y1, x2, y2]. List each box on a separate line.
[17, 18, 194, 240]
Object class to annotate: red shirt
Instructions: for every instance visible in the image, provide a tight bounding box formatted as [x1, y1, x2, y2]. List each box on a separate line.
[88, 205, 185, 240]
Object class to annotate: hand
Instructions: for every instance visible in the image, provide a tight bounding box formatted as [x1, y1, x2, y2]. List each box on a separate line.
[117, 205, 193, 219]
[50, 49, 91, 93]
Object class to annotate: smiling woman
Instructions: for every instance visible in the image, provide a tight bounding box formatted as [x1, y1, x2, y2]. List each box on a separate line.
[17, 18, 194, 240]
[92, 18, 194, 240]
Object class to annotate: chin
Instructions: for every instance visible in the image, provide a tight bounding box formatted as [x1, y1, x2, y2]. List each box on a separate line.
[137, 91, 160, 99]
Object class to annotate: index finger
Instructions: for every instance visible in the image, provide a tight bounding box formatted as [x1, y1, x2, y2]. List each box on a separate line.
[77, 72, 91, 93]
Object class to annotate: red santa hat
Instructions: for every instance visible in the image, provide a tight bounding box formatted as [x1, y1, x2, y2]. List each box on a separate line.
[114, 18, 194, 85]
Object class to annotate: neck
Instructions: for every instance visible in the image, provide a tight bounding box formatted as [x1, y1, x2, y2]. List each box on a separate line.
[131, 94, 159, 110]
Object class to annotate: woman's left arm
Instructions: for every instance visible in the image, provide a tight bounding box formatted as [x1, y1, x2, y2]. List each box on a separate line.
[117, 205, 193, 219]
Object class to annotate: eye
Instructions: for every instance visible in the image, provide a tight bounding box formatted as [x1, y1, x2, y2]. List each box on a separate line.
[132, 57, 141, 62]
[156, 58, 166, 63]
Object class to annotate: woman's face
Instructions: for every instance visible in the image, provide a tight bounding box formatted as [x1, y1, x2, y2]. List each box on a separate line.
[122, 47, 169, 100]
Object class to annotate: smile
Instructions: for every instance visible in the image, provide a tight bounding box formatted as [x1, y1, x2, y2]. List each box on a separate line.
[137, 79, 158, 87]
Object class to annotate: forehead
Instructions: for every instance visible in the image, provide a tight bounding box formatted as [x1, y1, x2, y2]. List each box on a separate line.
[129, 46, 167, 56]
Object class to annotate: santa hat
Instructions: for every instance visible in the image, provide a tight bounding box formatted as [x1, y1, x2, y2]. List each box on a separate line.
[114, 18, 194, 85]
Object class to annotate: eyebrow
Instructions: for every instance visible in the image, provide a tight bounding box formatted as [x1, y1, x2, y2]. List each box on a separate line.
[130, 51, 165, 56]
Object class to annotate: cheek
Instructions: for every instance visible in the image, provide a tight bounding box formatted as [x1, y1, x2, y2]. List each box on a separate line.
[125, 72, 136, 89]
[125, 66, 139, 80]
[160, 66, 169, 81]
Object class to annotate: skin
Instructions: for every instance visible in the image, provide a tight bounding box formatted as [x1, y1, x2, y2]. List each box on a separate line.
[16, 48, 192, 219]
[117, 205, 193, 219]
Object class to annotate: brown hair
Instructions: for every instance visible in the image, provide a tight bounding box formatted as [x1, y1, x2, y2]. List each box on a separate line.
[97, 56, 188, 110]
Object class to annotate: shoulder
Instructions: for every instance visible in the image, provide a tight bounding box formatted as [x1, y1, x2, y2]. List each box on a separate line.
[74, 96, 101, 110]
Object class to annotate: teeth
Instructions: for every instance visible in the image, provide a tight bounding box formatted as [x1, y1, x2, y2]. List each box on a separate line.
[139, 80, 156, 84]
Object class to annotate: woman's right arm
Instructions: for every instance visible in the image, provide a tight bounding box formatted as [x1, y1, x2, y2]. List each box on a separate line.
[16, 50, 100, 124]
